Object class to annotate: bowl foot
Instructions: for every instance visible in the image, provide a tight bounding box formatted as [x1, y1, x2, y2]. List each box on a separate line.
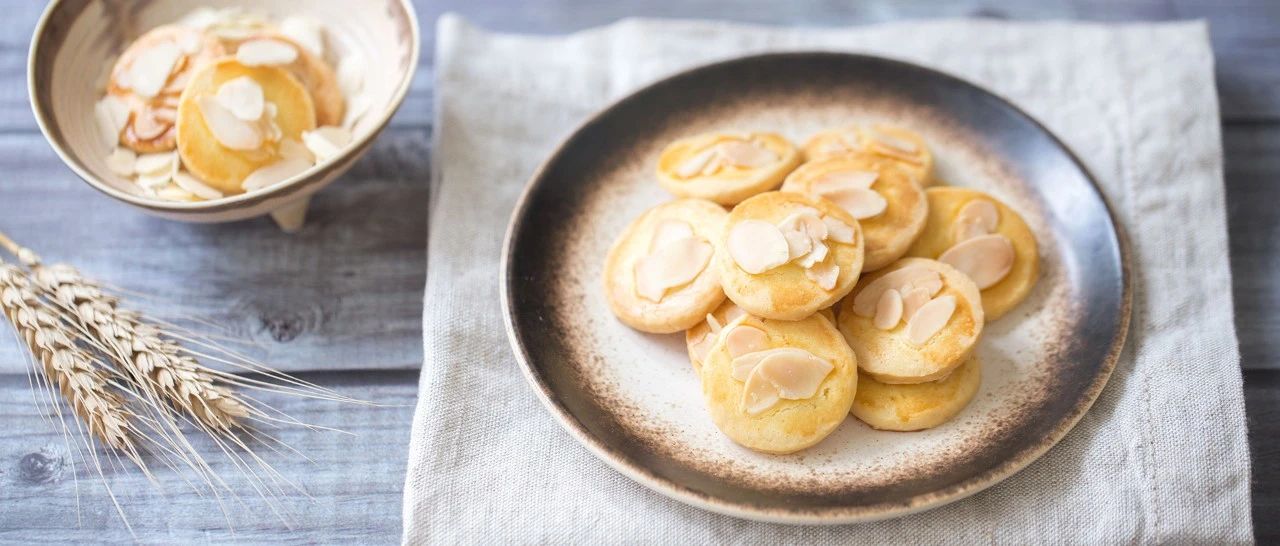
[270, 197, 311, 233]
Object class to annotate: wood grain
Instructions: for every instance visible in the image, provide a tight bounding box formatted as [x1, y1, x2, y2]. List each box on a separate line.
[0, 370, 416, 544]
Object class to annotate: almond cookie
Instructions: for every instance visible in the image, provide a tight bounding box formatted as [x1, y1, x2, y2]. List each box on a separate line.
[686, 302, 835, 373]
[851, 354, 980, 431]
[657, 132, 801, 205]
[176, 58, 317, 194]
[104, 25, 227, 153]
[222, 34, 346, 127]
[802, 124, 934, 185]
[782, 154, 928, 271]
[905, 187, 1039, 321]
[603, 199, 728, 334]
[837, 258, 983, 384]
[716, 192, 865, 321]
[702, 313, 857, 454]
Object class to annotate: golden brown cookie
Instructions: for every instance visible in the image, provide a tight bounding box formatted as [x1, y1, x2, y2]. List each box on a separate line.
[222, 34, 345, 127]
[851, 354, 980, 431]
[837, 258, 983, 384]
[106, 25, 227, 153]
[603, 199, 728, 333]
[176, 59, 317, 194]
[657, 132, 801, 205]
[905, 187, 1039, 321]
[782, 154, 928, 271]
[802, 124, 934, 185]
[702, 313, 857, 454]
[716, 192, 865, 320]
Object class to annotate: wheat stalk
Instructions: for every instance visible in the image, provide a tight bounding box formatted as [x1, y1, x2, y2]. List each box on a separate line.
[0, 262, 142, 463]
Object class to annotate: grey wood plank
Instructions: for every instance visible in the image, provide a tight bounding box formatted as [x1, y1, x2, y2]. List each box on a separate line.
[0, 369, 416, 544]
[1225, 124, 1280, 371]
[0, 127, 429, 375]
[1245, 370, 1280, 543]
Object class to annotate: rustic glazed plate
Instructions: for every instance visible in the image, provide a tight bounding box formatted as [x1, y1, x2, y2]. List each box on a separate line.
[501, 53, 1129, 523]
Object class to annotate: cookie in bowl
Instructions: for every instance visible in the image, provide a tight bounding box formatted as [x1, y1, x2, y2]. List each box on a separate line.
[656, 132, 800, 205]
[782, 154, 928, 271]
[905, 187, 1039, 321]
[716, 191, 865, 320]
[701, 313, 857, 454]
[603, 199, 728, 333]
[802, 124, 934, 185]
[837, 258, 983, 384]
[851, 354, 980, 431]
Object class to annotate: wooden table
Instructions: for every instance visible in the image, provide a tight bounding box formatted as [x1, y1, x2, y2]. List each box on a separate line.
[1, 1, 1276, 542]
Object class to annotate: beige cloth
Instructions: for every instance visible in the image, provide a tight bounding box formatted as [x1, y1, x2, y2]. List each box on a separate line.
[403, 14, 1252, 544]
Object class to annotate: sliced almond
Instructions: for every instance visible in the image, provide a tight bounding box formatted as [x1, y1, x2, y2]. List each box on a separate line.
[851, 265, 940, 316]
[906, 295, 956, 345]
[689, 333, 715, 364]
[197, 95, 262, 151]
[722, 304, 747, 325]
[278, 138, 315, 163]
[716, 140, 777, 168]
[136, 171, 172, 189]
[874, 288, 903, 330]
[675, 147, 717, 178]
[797, 241, 828, 269]
[727, 220, 790, 274]
[782, 227, 812, 260]
[866, 126, 920, 154]
[633, 237, 713, 302]
[172, 171, 224, 200]
[778, 212, 827, 241]
[823, 216, 855, 244]
[155, 184, 197, 202]
[906, 276, 944, 298]
[741, 370, 781, 415]
[132, 108, 171, 141]
[280, 16, 326, 56]
[134, 152, 176, 176]
[650, 220, 695, 253]
[804, 260, 839, 290]
[94, 96, 130, 149]
[236, 39, 299, 66]
[301, 126, 353, 162]
[241, 157, 312, 191]
[811, 169, 877, 195]
[900, 286, 932, 322]
[939, 233, 1015, 290]
[337, 50, 366, 96]
[215, 76, 265, 121]
[755, 349, 834, 400]
[125, 43, 183, 98]
[822, 187, 887, 220]
[957, 199, 999, 231]
[725, 325, 769, 358]
[731, 351, 770, 382]
[105, 148, 136, 176]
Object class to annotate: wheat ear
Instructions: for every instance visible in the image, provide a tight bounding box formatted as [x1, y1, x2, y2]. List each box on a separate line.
[0, 262, 142, 462]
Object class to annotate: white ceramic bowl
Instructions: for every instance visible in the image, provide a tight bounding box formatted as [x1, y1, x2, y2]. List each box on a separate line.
[29, 0, 420, 230]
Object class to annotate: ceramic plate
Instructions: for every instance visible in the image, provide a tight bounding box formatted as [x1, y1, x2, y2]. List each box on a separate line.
[500, 53, 1130, 523]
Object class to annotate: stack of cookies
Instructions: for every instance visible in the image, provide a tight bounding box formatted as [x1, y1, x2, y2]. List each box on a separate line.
[603, 126, 1039, 455]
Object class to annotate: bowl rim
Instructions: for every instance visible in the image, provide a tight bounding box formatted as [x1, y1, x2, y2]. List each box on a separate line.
[27, 0, 422, 213]
[499, 51, 1133, 523]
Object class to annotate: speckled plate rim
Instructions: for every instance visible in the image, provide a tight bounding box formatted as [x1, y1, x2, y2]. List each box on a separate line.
[26, 0, 421, 215]
[499, 52, 1132, 524]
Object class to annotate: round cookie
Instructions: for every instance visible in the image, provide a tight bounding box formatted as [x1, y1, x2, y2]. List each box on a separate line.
[603, 199, 728, 334]
[837, 258, 983, 384]
[802, 125, 934, 185]
[224, 34, 346, 127]
[851, 354, 980, 431]
[702, 313, 857, 454]
[905, 187, 1039, 321]
[686, 302, 836, 373]
[176, 58, 317, 194]
[657, 132, 801, 205]
[106, 25, 227, 153]
[782, 154, 928, 271]
[716, 192, 865, 321]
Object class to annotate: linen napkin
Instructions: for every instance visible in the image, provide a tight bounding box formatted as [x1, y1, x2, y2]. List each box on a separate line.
[403, 14, 1251, 543]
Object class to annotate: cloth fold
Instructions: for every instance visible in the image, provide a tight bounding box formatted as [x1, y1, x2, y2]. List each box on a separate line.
[404, 14, 1251, 543]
